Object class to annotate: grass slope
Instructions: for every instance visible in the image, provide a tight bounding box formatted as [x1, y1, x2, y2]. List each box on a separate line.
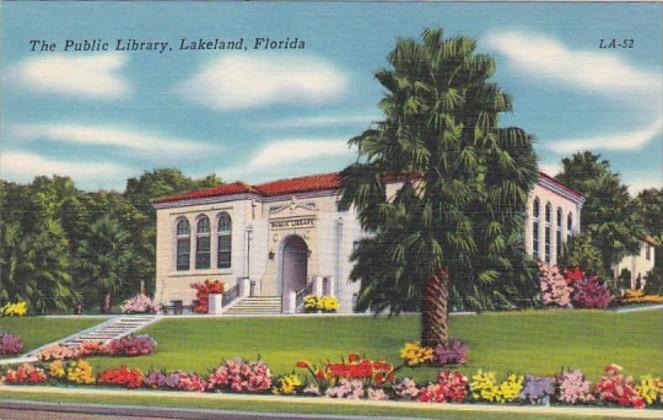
[87, 309, 662, 380]
[0, 317, 107, 356]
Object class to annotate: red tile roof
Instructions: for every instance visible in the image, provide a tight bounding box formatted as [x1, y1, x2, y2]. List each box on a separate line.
[153, 170, 583, 204]
[255, 173, 341, 196]
[537, 171, 584, 199]
[152, 182, 258, 204]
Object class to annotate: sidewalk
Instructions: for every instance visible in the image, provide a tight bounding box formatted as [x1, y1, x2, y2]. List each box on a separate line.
[1, 385, 661, 419]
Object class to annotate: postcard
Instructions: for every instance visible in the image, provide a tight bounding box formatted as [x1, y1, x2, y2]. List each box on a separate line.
[0, 1, 662, 419]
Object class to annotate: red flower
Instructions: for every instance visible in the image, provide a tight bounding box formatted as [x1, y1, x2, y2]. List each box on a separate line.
[295, 360, 309, 369]
[315, 369, 326, 380]
[347, 353, 361, 363]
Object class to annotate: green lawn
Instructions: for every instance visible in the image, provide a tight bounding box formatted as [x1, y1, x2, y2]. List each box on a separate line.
[0, 317, 107, 355]
[86, 309, 662, 381]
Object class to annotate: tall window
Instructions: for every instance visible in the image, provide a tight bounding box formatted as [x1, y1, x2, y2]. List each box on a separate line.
[646, 244, 651, 261]
[217, 212, 232, 269]
[556, 207, 563, 261]
[544, 203, 552, 264]
[175, 218, 190, 271]
[532, 198, 540, 259]
[195, 216, 211, 269]
[567, 213, 574, 242]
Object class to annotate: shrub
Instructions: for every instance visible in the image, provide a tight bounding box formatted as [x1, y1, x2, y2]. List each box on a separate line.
[3, 363, 47, 384]
[0, 301, 27, 317]
[520, 374, 555, 405]
[0, 332, 23, 355]
[538, 262, 571, 307]
[97, 366, 144, 388]
[393, 377, 420, 400]
[106, 334, 156, 357]
[556, 369, 594, 404]
[418, 370, 468, 403]
[65, 360, 95, 384]
[325, 378, 365, 399]
[207, 359, 272, 393]
[636, 375, 663, 406]
[77, 341, 109, 358]
[571, 275, 614, 309]
[433, 340, 469, 366]
[470, 370, 523, 403]
[400, 342, 434, 367]
[121, 294, 162, 314]
[272, 373, 303, 395]
[303, 295, 339, 312]
[190, 279, 224, 313]
[594, 364, 644, 408]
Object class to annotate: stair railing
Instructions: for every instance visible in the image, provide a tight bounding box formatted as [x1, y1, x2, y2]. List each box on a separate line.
[222, 282, 241, 307]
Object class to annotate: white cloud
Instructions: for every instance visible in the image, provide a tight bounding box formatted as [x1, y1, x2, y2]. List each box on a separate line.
[220, 138, 353, 180]
[11, 123, 214, 156]
[547, 117, 663, 153]
[539, 161, 562, 177]
[176, 55, 347, 110]
[9, 54, 129, 99]
[483, 31, 661, 99]
[0, 151, 132, 188]
[261, 114, 378, 129]
[625, 178, 663, 196]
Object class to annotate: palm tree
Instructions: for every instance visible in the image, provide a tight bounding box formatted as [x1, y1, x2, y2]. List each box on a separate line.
[339, 28, 538, 347]
[77, 214, 132, 313]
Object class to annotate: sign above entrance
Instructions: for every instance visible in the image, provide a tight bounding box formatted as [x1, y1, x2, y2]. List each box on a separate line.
[270, 217, 316, 230]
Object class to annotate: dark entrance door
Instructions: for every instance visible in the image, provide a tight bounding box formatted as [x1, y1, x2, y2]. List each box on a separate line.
[281, 235, 308, 296]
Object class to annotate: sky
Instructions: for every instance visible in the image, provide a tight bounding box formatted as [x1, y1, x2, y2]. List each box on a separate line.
[1, 2, 661, 194]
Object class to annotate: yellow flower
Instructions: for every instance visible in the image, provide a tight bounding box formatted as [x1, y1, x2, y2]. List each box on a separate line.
[1, 301, 27, 317]
[65, 360, 95, 384]
[399, 342, 434, 367]
[636, 375, 663, 406]
[48, 361, 65, 378]
[272, 374, 302, 395]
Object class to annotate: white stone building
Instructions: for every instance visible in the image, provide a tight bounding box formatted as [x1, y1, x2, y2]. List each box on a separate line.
[152, 171, 584, 314]
[612, 237, 657, 290]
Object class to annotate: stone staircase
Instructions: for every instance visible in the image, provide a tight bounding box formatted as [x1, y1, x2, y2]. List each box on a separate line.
[25, 315, 161, 358]
[223, 296, 282, 315]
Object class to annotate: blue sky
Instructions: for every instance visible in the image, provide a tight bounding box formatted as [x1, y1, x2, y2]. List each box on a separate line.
[1, 2, 661, 194]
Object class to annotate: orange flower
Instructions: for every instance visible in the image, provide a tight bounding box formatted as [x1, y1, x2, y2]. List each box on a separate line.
[295, 360, 309, 369]
[347, 353, 361, 363]
[315, 369, 326, 379]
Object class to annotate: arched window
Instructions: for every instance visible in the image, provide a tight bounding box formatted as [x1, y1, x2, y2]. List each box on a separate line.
[195, 216, 211, 269]
[567, 213, 574, 242]
[544, 203, 552, 264]
[217, 213, 232, 269]
[175, 218, 190, 271]
[532, 198, 540, 259]
[556, 208, 563, 261]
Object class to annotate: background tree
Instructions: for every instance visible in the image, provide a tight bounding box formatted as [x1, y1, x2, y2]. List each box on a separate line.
[556, 151, 644, 278]
[340, 28, 538, 346]
[77, 214, 133, 313]
[559, 233, 605, 277]
[636, 188, 663, 294]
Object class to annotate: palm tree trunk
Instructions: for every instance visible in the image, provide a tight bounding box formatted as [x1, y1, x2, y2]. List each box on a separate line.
[421, 268, 449, 347]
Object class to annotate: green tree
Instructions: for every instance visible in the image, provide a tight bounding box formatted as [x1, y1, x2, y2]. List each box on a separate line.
[636, 188, 663, 294]
[13, 218, 76, 313]
[559, 232, 605, 277]
[556, 152, 644, 275]
[339, 28, 538, 346]
[123, 169, 222, 294]
[77, 214, 133, 312]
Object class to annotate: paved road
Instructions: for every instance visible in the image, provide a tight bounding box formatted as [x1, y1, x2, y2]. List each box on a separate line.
[0, 400, 413, 420]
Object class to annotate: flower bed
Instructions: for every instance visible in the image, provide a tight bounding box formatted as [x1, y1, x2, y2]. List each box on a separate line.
[37, 335, 157, 361]
[619, 290, 663, 305]
[190, 279, 225, 313]
[0, 358, 661, 409]
[0, 301, 27, 317]
[303, 295, 339, 313]
[0, 332, 23, 356]
[538, 264, 617, 309]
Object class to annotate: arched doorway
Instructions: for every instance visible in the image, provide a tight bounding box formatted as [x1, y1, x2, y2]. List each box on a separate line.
[281, 235, 309, 296]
